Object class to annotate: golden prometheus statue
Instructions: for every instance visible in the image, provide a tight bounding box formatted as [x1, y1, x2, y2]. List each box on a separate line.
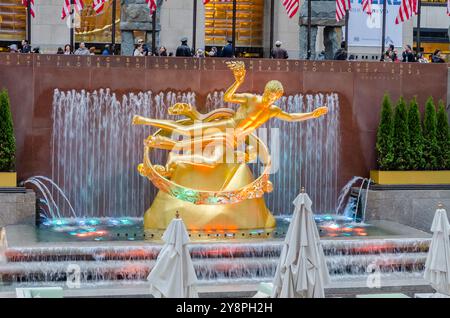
[133, 61, 328, 236]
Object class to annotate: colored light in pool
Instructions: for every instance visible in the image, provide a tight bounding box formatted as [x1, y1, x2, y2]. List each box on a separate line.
[108, 219, 120, 226]
[87, 219, 100, 225]
[325, 223, 339, 230]
[120, 218, 132, 225]
[53, 219, 66, 226]
[323, 215, 333, 221]
[75, 230, 107, 238]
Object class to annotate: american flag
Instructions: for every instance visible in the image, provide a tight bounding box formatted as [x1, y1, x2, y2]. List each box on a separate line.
[336, 0, 351, 22]
[92, 0, 106, 14]
[447, 0, 450, 16]
[361, 0, 372, 15]
[395, 0, 418, 24]
[146, 0, 157, 15]
[22, 0, 35, 18]
[61, 0, 84, 19]
[282, 0, 300, 18]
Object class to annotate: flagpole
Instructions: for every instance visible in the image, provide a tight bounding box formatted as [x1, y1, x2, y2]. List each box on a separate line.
[192, 0, 197, 52]
[26, 0, 31, 44]
[307, 0, 311, 59]
[232, 0, 237, 55]
[344, 11, 349, 53]
[380, 0, 387, 61]
[70, 0, 74, 50]
[269, 0, 274, 58]
[112, 0, 116, 49]
[416, 0, 422, 55]
[152, 9, 156, 55]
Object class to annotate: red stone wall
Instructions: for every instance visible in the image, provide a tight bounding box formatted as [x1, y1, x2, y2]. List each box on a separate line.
[0, 53, 448, 190]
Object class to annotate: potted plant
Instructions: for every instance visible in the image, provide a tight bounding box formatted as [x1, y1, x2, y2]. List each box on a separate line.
[371, 95, 450, 185]
[0, 89, 16, 187]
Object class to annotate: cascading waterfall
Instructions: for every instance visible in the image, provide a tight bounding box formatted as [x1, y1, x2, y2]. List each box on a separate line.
[265, 93, 340, 214]
[335, 176, 372, 222]
[1, 238, 430, 284]
[50, 89, 340, 218]
[51, 89, 195, 218]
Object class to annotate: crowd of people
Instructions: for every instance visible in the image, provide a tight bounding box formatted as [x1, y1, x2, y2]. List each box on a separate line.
[330, 41, 445, 63]
[381, 44, 446, 63]
[4, 37, 447, 64]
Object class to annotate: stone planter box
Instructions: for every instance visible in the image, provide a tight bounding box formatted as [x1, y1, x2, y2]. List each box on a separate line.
[0, 172, 16, 187]
[0, 190, 36, 227]
[370, 170, 450, 185]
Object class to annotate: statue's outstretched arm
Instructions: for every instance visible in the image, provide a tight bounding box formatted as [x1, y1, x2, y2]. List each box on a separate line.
[272, 106, 328, 122]
[224, 61, 248, 104]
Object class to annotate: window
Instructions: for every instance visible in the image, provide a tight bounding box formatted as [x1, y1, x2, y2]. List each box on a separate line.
[204, 0, 264, 48]
[75, 0, 120, 44]
[421, 0, 447, 4]
[0, 0, 26, 41]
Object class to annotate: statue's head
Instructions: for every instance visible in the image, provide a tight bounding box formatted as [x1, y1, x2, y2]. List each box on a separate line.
[262, 80, 284, 104]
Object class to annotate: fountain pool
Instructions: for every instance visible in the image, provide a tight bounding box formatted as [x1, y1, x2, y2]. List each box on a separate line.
[34, 215, 395, 243]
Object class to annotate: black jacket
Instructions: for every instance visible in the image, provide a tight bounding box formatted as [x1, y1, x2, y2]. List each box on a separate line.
[176, 44, 192, 57]
[220, 44, 234, 58]
[333, 48, 347, 60]
[271, 47, 288, 59]
[402, 51, 416, 62]
[432, 55, 445, 63]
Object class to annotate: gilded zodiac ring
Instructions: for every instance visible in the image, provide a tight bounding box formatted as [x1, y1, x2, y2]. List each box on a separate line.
[138, 124, 273, 205]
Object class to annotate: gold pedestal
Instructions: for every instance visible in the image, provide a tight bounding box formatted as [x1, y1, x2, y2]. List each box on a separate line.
[144, 162, 276, 233]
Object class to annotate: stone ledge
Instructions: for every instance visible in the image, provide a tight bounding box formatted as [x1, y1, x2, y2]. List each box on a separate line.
[362, 189, 450, 233]
[0, 190, 36, 228]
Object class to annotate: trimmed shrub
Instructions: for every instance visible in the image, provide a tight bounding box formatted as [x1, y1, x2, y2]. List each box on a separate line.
[407, 97, 424, 170]
[392, 97, 409, 170]
[0, 89, 16, 171]
[376, 94, 394, 170]
[436, 100, 450, 169]
[422, 97, 439, 170]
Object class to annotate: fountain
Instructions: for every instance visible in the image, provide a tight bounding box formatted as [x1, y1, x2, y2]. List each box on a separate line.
[49, 91, 340, 219]
[0, 70, 433, 294]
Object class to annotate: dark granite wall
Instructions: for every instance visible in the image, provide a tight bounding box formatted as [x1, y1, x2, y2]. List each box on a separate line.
[0, 53, 447, 191]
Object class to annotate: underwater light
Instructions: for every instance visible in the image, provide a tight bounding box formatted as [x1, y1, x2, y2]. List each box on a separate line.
[108, 219, 120, 226]
[324, 223, 339, 230]
[120, 218, 132, 225]
[53, 219, 66, 226]
[87, 219, 100, 225]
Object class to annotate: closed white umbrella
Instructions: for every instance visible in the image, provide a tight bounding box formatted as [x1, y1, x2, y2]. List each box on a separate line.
[147, 212, 199, 298]
[424, 203, 450, 296]
[272, 188, 330, 298]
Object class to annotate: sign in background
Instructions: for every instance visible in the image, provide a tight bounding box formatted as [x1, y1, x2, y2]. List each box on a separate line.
[347, 0, 403, 48]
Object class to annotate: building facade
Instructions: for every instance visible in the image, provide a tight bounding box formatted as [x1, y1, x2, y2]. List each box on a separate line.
[0, 0, 448, 59]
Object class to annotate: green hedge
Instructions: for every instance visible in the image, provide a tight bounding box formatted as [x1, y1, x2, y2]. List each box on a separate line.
[436, 100, 450, 169]
[0, 89, 16, 172]
[423, 97, 439, 170]
[407, 98, 424, 170]
[376, 94, 394, 170]
[376, 94, 450, 171]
